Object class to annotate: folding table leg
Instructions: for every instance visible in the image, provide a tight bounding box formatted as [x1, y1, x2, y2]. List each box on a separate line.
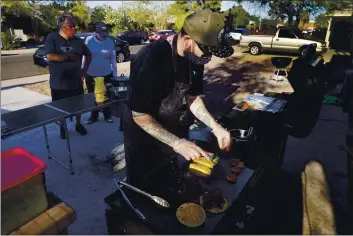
[62, 119, 74, 175]
[43, 125, 52, 159]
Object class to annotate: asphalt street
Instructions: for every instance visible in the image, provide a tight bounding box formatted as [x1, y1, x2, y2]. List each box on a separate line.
[1, 45, 144, 80]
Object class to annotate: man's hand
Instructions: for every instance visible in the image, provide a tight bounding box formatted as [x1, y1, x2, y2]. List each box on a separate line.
[81, 70, 87, 81]
[212, 125, 232, 151]
[68, 54, 80, 61]
[173, 139, 210, 161]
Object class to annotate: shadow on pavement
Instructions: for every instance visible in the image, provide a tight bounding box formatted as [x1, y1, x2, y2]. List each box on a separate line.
[1, 54, 19, 57]
[203, 56, 280, 117]
[242, 49, 300, 57]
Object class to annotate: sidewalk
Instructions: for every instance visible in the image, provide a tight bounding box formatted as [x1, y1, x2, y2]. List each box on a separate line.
[1, 48, 38, 55]
[1, 61, 131, 89]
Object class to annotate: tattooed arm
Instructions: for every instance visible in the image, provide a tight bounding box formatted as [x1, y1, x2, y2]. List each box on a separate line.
[132, 110, 210, 160]
[187, 95, 221, 130]
[188, 96, 231, 150]
[132, 111, 180, 147]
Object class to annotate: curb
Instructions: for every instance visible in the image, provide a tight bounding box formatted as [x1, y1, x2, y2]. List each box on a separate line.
[1, 48, 37, 55]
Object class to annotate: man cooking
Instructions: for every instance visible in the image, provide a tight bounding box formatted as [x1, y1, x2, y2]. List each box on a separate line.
[124, 10, 234, 185]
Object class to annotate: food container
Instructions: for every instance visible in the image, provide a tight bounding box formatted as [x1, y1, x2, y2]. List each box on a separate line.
[94, 77, 108, 103]
[110, 74, 130, 99]
[1, 148, 48, 234]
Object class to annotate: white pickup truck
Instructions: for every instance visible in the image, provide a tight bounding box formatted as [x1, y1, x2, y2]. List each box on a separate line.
[239, 28, 326, 55]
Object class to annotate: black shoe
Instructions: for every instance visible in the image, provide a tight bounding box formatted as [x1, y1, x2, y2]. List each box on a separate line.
[104, 117, 113, 123]
[86, 117, 98, 125]
[60, 127, 66, 139]
[75, 124, 87, 135]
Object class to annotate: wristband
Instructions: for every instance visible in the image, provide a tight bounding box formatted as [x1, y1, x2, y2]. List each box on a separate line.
[211, 123, 223, 133]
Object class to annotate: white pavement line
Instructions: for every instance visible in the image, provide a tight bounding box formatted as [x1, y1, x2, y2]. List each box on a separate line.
[43, 103, 70, 115]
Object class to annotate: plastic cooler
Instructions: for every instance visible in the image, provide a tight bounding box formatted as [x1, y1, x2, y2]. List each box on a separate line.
[1, 148, 48, 234]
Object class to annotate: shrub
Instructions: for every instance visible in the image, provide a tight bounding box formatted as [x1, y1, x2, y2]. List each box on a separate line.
[1, 32, 16, 50]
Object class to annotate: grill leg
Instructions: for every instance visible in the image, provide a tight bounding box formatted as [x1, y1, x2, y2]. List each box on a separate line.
[284, 69, 288, 77]
[276, 69, 280, 82]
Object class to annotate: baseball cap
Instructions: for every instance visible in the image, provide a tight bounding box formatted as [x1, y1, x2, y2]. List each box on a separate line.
[182, 10, 234, 58]
[96, 22, 109, 37]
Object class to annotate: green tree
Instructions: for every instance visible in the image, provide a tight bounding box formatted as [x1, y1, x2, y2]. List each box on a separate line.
[167, 0, 223, 31]
[252, 0, 352, 28]
[315, 13, 329, 29]
[223, 5, 259, 28]
[298, 10, 309, 29]
[191, 1, 222, 12]
[167, 1, 190, 31]
[104, 8, 133, 34]
[91, 5, 111, 23]
[71, 0, 91, 29]
[126, 2, 153, 31]
[150, 2, 171, 30]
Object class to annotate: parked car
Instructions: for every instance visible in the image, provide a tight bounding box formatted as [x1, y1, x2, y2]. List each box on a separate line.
[33, 33, 130, 68]
[239, 28, 327, 55]
[117, 31, 147, 45]
[149, 30, 176, 42]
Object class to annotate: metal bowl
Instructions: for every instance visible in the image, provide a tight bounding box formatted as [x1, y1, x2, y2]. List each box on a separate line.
[229, 129, 250, 142]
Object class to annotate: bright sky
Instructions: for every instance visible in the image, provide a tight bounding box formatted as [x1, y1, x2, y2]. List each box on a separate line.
[86, 1, 271, 18]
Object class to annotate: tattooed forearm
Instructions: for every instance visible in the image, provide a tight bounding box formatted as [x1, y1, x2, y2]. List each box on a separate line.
[132, 111, 180, 147]
[132, 111, 147, 117]
[189, 96, 219, 130]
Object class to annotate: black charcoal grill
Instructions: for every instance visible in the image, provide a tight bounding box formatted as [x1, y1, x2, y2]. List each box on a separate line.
[271, 57, 293, 82]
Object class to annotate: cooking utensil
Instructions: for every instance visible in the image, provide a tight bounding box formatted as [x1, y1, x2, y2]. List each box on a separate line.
[118, 181, 170, 208]
[113, 179, 146, 221]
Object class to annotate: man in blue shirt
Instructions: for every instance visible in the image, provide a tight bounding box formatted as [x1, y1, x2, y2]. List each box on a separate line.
[45, 14, 92, 139]
[84, 22, 117, 124]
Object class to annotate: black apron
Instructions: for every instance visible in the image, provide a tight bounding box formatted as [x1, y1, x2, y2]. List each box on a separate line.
[123, 36, 192, 186]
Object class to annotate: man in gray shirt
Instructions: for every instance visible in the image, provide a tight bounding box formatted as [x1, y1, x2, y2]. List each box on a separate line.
[45, 14, 92, 139]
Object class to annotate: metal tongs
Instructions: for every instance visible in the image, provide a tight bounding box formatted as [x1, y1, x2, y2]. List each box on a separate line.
[118, 181, 170, 208]
[113, 179, 146, 221]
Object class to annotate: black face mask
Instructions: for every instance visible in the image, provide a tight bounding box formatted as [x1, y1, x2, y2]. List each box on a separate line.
[184, 52, 211, 65]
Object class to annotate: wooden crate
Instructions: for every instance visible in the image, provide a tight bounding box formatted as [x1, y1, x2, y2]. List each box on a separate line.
[10, 202, 76, 235]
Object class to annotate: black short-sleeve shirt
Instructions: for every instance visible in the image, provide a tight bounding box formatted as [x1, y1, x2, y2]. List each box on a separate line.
[45, 32, 91, 90]
[128, 39, 204, 115]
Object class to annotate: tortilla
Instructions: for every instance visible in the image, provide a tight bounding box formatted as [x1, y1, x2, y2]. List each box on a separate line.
[200, 195, 228, 214]
[176, 203, 206, 228]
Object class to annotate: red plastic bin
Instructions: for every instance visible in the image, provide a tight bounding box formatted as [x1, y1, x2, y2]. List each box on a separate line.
[1, 148, 48, 234]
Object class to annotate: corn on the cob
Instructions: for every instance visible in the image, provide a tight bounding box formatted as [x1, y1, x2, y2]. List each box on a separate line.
[194, 158, 215, 169]
[189, 163, 212, 176]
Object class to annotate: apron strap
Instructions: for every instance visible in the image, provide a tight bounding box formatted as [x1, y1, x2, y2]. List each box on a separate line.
[171, 34, 192, 82]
